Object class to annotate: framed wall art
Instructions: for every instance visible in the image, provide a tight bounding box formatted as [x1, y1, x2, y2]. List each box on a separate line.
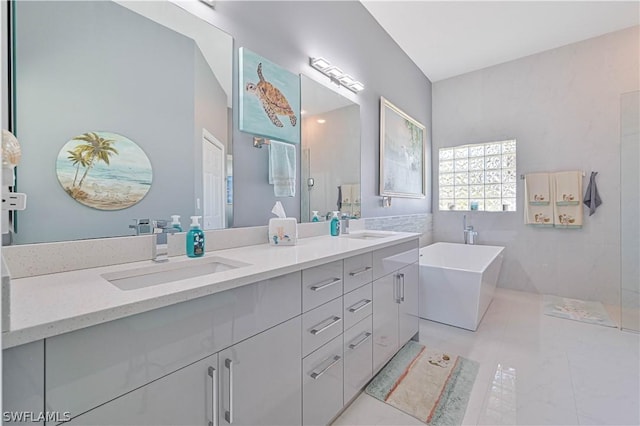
[379, 97, 426, 198]
[56, 131, 152, 210]
[239, 47, 300, 144]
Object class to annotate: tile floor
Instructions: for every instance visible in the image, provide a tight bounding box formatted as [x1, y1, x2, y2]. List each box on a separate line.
[333, 288, 640, 425]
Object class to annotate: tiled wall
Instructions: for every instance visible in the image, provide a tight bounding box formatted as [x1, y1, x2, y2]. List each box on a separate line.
[365, 213, 433, 247]
[432, 27, 639, 305]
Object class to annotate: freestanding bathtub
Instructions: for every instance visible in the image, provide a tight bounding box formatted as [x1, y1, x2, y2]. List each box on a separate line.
[419, 242, 505, 331]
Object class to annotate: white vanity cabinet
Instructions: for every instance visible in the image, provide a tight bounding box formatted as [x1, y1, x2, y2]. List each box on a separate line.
[3, 340, 45, 426]
[3, 235, 421, 426]
[64, 354, 219, 426]
[218, 316, 302, 426]
[45, 272, 301, 421]
[65, 317, 302, 426]
[372, 240, 419, 373]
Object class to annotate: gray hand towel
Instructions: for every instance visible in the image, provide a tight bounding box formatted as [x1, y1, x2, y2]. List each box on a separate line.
[583, 171, 602, 216]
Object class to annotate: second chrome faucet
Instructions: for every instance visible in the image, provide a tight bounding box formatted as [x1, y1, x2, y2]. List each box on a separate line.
[463, 215, 478, 245]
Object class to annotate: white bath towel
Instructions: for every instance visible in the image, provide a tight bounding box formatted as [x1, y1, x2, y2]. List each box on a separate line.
[553, 203, 583, 228]
[524, 174, 553, 226]
[268, 140, 296, 197]
[525, 173, 551, 205]
[554, 171, 582, 206]
[352, 184, 361, 204]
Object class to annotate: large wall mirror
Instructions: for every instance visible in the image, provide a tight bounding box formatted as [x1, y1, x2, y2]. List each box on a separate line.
[300, 75, 360, 222]
[6, 0, 232, 244]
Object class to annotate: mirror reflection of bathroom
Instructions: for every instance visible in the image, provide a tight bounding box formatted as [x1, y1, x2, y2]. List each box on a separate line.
[300, 75, 361, 222]
[7, 0, 233, 244]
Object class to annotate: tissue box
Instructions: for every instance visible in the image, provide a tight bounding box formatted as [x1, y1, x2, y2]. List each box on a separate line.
[269, 218, 297, 246]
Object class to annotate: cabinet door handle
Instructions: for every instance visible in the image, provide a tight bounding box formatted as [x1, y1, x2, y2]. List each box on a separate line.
[394, 274, 401, 304]
[310, 278, 341, 291]
[400, 273, 405, 302]
[310, 316, 341, 335]
[224, 359, 233, 424]
[348, 298, 372, 313]
[348, 331, 372, 350]
[348, 266, 372, 277]
[310, 355, 341, 379]
[207, 366, 217, 426]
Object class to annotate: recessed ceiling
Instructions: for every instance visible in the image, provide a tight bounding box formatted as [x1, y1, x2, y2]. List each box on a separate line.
[361, 1, 640, 82]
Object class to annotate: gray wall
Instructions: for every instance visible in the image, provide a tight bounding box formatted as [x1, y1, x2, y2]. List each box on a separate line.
[13, 1, 228, 243]
[432, 26, 639, 305]
[198, 1, 432, 226]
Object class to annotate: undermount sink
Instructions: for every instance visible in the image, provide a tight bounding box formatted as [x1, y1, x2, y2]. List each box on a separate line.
[102, 256, 250, 291]
[342, 231, 397, 240]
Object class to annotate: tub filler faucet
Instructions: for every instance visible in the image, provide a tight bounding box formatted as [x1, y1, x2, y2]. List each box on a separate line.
[463, 215, 478, 245]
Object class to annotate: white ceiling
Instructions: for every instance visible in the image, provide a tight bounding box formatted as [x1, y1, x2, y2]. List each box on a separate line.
[361, 1, 640, 82]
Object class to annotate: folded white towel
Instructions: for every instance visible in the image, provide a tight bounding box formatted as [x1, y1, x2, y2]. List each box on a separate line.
[554, 204, 583, 228]
[554, 171, 582, 206]
[525, 173, 551, 205]
[268, 140, 296, 197]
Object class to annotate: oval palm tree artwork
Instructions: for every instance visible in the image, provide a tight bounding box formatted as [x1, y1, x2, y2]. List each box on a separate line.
[56, 131, 152, 210]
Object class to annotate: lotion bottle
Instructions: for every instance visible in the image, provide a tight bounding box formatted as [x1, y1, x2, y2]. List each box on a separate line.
[186, 216, 204, 257]
[330, 211, 341, 236]
[171, 215, 183, 232]
[312, 211, 320, 222]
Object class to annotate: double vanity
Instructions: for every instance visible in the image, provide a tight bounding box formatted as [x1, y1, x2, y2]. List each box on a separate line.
[3, 230, 420, 425]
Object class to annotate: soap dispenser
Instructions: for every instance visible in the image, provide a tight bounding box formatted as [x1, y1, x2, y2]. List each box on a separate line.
[312, 211, 320, 222]
[186, 216, 205, 258]
[330, 211, 341, 236]
[171, 215, 183, 232]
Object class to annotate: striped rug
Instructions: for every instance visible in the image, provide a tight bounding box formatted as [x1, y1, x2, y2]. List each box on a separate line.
[365, 341, 479, 425]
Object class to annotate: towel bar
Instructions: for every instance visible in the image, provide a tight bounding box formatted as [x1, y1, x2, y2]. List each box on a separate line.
[520, 171, 586, 179]
[253, 137, 270, 148]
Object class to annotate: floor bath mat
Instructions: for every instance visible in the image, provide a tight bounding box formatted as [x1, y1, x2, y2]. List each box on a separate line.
[543, 295, 617, 327]
[365, 341, 479, 425]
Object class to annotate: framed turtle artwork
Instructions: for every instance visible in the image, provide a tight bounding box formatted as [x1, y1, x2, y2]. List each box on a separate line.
[239, 47, 300, 144]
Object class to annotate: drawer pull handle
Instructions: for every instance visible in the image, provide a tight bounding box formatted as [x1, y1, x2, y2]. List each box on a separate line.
[348, 266, 372, 277]
[348, 299, 372, 313]
[207, 367, 217, 426]
[310, 355, 341, 379]
[348, 331, 372, 350]
[224, 359, 233, 424]
[310, 316, 341, 335]
[310, 278, 341, 291]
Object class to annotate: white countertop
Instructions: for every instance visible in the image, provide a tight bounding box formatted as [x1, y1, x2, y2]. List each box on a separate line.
[3, 231, 419, 349]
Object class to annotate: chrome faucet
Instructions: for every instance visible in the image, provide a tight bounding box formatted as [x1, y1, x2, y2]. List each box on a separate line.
[129, 218, 151, 236]
[463, 215, 478, 245]
[152, 220, 178, 263]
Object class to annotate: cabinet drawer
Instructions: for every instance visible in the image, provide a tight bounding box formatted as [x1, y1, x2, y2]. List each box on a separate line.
[302, 297, 343, 357]
[343, 283, 372, 331]
[303, 334, 344, 426]
[343, 252, 373, 293]
[302, 260, 343, 312]
[372, 240, 419, 280]
[344, 316, 373, 404]
[46, 272, 301, 418]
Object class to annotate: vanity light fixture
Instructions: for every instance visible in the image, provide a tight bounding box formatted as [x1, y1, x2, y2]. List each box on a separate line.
[317, 119, 326, 124]
[309, 57, 365, 93]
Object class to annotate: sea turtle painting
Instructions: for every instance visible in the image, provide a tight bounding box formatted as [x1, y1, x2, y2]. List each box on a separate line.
[246, 63, 297, 128]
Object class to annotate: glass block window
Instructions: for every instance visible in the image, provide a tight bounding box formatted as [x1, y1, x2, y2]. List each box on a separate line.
[438, 139, 516, 212]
